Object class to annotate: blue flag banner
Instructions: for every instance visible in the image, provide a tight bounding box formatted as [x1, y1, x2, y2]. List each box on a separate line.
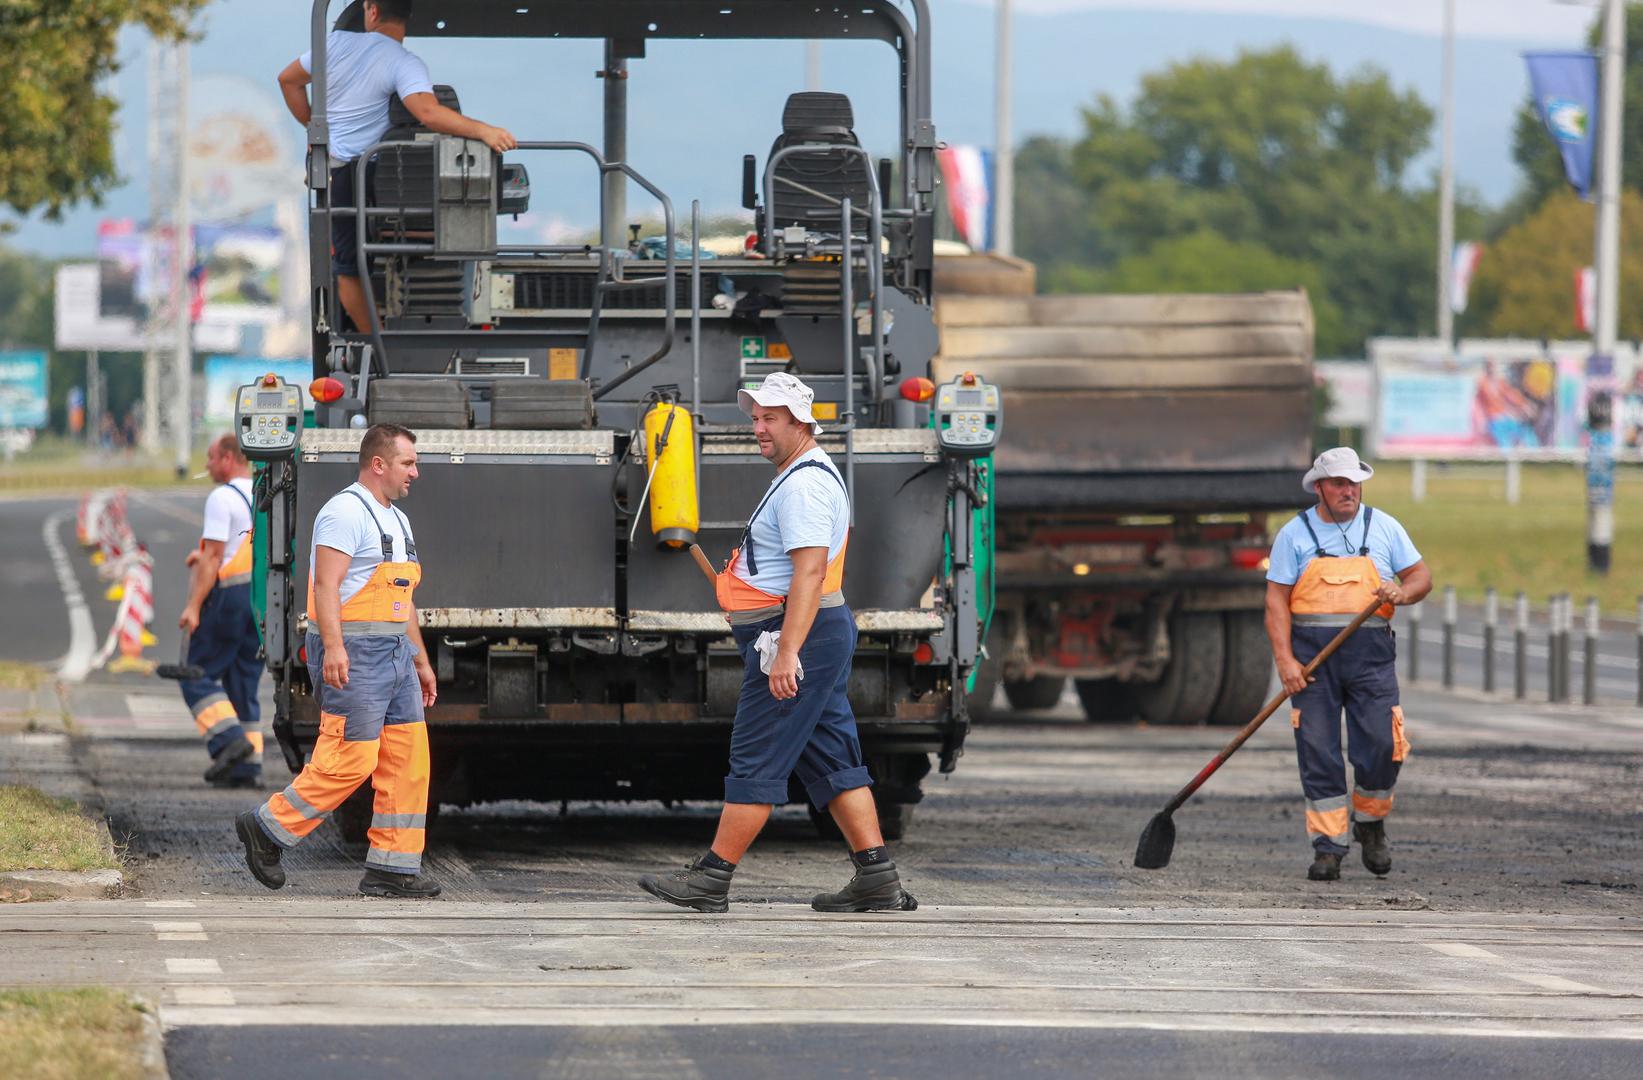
[1524, 51, 1600, 199]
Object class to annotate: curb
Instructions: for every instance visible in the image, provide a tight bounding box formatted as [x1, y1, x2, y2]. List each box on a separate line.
[135, 993, 171, 1080]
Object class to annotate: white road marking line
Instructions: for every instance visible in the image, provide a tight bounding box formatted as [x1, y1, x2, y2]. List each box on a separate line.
[1423, 943, 1502, 960]
[154, 920, 208, 942]
[1508, 973, 1602, 993]
[145, 900, 196, 909]
[126, 695, 188, 718]
[165, 958, 223, 975]
[172, 987, 237, 1006]
[43, 509, 97, 682]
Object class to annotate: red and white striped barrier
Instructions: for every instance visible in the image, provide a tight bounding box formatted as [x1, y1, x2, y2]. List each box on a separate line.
[94, 547, 157, 675]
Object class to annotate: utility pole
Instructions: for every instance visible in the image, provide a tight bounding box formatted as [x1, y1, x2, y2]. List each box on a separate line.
[1436, 0, 1456, 344]
[806, 41, 821, 91]
[994, 0, 1014, 255]
[145, 33, 191, 473]
[1587, 0, 1625, 574]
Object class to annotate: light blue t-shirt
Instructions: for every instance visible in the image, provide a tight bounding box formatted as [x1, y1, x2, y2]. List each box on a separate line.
[731, 448, 850, 597]
[310, 483, 416, 607]
[299, 30, 434, 162]
[1267, 506, 1422, 587]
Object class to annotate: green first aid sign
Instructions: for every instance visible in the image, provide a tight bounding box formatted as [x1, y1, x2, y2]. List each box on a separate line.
[740, 336, 766, 360]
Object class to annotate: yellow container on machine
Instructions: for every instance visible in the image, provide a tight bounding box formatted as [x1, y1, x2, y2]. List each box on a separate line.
[643, 401, 698, 548]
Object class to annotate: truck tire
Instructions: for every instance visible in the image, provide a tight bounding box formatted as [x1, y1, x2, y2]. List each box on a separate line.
[1209, 611, 1275, 726]
[1074, 678, 1139, 724]
[1004, 675, 1066, 712]
[1134, 611, 1224, 726]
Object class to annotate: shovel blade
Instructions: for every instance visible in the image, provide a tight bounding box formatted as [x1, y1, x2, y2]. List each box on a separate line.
[1133, 811, 1176, 869]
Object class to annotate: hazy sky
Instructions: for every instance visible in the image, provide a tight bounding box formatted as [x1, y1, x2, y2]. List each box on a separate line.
[1008, 0, 1593, 41]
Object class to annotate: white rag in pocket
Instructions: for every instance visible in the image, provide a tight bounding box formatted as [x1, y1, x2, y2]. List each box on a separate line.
[754, 630, 803, 680]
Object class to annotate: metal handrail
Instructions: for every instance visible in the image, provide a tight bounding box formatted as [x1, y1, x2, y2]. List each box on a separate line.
[343, 138, 677, 396]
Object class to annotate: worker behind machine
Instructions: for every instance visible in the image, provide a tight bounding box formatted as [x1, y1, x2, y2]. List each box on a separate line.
[276, 0, 517, 335]
[176, 434, 263, 789]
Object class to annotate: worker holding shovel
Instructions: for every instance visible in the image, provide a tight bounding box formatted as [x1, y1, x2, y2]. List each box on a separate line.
[1265, 448, 1431, 881]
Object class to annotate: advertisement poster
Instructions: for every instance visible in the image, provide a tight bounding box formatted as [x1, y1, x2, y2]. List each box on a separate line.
[195, 225, 283, 324]
[1370, 338, 1629, 460]
[202, 356, 311, 425]
[0, 351, 50, 429]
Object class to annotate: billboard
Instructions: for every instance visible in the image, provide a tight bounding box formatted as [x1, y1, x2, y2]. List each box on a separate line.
[0, 351, 50, 429]
[1369, 337, 1635, 460]
[195, 225, 282, 325]
[202, 356, 312, 425]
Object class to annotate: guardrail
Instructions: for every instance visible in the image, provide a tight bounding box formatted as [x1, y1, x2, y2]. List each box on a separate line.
[1406, 585, 1642, 706]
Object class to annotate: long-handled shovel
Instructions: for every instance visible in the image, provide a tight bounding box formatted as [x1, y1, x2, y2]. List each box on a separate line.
[155, 631, 206, 681]
[1133, 595, 1387, 869]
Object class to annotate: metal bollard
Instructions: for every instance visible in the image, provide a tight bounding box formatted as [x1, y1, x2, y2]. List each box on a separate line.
[1441, 585, 1457, 688]
[1584, 596, 1599, 706]
[1483, 587, 1498, 694]
[1514, 591, 1529, 700]
[1547, 594, 1560, 703]
[1408, 601, 1421, 683]
[1557, 594, 1573, 704]
[1637, 596, 1643, 708]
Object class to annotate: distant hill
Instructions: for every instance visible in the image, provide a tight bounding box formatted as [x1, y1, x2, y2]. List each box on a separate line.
[3, 0, 1567, 255]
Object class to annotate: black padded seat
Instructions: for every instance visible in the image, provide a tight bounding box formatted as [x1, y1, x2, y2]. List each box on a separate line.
[768, 92, 873, 230]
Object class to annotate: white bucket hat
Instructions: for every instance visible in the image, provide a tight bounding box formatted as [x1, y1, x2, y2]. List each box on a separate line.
[1303, 446, 1375, 494]
[737, 371, 823, 435]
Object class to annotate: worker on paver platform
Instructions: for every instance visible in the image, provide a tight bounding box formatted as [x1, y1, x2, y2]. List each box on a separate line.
[276, 0, 517, 335]
[1265, 447, 1432, 882]
[234, 423, 441, 899]
[178, 434, 264, 789]
[639, 372, 917, 914]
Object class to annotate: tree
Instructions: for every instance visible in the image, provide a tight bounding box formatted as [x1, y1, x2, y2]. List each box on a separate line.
[1467, 188, 1643, 340]
[1509, 4, 1643, 216]
[0, 1, 207, 225]
[1015, 46, 1475, 353]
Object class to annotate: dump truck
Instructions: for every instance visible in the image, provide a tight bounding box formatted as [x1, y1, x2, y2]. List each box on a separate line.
[242, 0, 997, 841]
[932, 255, 1314, 725]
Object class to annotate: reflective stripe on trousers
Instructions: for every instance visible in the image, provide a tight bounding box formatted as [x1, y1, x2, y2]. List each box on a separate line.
[1289, 624, 1405, 855]
[256, 633, 429, 873]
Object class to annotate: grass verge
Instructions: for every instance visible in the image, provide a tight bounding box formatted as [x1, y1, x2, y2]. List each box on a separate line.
[1364, 461, 1643, 616]
[0, 989, 157, 1080]
[0, 661, 44, 692]
[0, 786, 119, 873]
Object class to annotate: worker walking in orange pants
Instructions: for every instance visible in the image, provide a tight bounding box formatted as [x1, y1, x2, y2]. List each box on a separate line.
[235, 422, 441, 898]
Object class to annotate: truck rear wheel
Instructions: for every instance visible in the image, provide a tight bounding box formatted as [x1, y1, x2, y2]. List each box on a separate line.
[1134, 611, 1224, 726]
[1074, 678, 1139, 723]
[1209, 611, 1274, 726]
[1004, 675, 1066, 712]
[806, 800, 918, 842]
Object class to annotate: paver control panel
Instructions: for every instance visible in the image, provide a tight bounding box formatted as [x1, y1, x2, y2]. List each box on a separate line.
[934, 373, 1001, 458]
[234, 374, 303, 461]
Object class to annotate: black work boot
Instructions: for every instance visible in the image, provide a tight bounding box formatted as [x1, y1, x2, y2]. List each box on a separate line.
[638, 856, 734, 913]
[1354, 820, 1392, 876]
[359, 868, 442, 898]
[235, 810, 285, 890]
[204, 733, 255, 784]
[1307, 850, 1342, 881]
[811, 853, 918, 913]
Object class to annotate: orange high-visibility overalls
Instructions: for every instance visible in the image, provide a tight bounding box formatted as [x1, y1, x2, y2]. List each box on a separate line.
[255, 489, 430, 875]
[180, 483, 264, 782]
[1288, 508, 1410, 854]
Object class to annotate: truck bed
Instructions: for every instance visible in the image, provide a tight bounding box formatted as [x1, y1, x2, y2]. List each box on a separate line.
[930, 274, 1314, 513]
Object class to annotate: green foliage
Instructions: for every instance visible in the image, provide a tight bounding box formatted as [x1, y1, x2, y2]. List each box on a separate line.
[0, 1, 206, 224]
[1468, 188, 1643, 340]
[1018, 46, 1471, 355]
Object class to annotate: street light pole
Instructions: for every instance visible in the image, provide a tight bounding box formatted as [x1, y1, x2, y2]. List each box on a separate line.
[1587, 0, 1624, 574]
[994, 0, 1014, 256]
[1437, 0, 1456, 344]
